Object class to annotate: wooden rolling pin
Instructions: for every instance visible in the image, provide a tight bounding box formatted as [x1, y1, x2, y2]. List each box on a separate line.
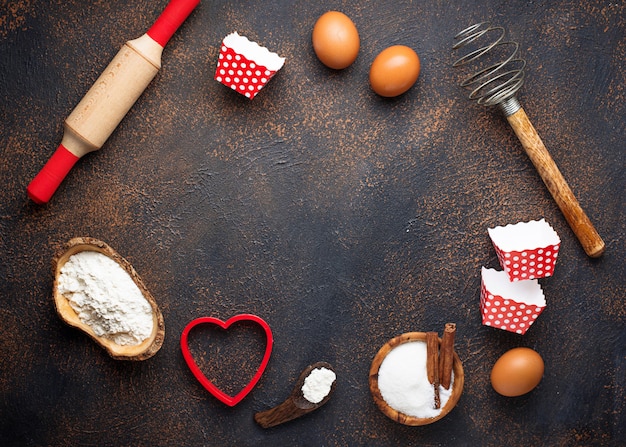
[27, 0, 200, 204]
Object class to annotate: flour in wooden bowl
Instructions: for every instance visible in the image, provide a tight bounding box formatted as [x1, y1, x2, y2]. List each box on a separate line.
[57, 250, 154, 346]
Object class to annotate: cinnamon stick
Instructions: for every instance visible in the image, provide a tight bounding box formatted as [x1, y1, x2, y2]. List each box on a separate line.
[425, 331, 441, 409]
[439, 323, 456, 390]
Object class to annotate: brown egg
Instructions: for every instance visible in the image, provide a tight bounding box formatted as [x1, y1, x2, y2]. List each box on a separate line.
[312, 11, 360, 69]
[369, 45, 421, 97]
[490, 347, 544, 397]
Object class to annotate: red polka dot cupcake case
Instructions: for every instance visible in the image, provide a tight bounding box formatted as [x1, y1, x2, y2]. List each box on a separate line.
[480, 267, 546, 335]
[215, 32, 285, 99]
[494, 246, 560, 282]
[488, 219, 561, 282]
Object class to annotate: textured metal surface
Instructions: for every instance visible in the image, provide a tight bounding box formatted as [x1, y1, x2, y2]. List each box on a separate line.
[1, 1, 624, 445]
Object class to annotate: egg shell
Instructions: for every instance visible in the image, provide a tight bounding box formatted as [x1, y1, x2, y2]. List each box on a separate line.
[369, 45, 421, 97]
[490, 347, 544, 397]
[312, 11, 360, 69]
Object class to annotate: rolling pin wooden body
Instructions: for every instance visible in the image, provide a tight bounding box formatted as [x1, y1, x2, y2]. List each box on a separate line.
[506, 107, 605, 257]
[27, 0, 200, 204]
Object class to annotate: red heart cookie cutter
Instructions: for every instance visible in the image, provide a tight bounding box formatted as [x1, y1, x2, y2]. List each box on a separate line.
[180, 314, 273, 407]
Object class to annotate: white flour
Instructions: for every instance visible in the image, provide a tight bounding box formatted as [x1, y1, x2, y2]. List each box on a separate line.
[301, 367, 336, 403]
[57, 251, 154, 346]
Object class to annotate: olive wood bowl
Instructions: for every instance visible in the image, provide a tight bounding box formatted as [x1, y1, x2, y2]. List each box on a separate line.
[52, 237, 165, 360]
[369, 331, 464, 426]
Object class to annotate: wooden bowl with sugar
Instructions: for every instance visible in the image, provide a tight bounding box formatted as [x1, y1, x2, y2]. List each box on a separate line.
[52, 237, 165, 360]
[369, 331, 464, 426]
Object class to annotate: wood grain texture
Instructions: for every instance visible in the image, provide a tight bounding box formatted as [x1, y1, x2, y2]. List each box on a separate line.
[506, 107, 605, 258]
[0, 0, 624, 445]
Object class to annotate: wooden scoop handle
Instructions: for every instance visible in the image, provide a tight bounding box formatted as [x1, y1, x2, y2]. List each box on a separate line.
[254, 398, 306, 428]
[506, 107, 605, 258]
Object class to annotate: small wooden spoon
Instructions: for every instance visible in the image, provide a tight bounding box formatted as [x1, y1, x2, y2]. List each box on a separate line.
[52, 237, 165, 360]
[254, 362, 336, 428]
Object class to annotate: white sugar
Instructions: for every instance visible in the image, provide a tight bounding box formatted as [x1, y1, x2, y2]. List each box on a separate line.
[378, 341, 453, 418]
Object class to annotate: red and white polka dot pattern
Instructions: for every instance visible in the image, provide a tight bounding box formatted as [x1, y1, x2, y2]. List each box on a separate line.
[480, 280, 545, 335]
[493, 244, 560, 282]
[215, 45, 278, 99]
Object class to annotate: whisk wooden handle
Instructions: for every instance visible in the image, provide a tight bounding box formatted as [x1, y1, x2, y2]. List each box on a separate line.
[506, 107, 605, 257]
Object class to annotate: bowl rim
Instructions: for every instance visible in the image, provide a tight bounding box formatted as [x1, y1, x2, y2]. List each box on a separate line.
[369, 331, 464, 426]
[52, 237, 165, 360]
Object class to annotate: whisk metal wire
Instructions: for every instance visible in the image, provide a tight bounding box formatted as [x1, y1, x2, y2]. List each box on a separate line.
[452, 22, 526, 111]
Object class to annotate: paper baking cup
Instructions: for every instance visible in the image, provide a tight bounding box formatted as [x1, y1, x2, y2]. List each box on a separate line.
[480, 267, 546, 335]
[488, 219, 561, 282]
[214, 32, 285, 99]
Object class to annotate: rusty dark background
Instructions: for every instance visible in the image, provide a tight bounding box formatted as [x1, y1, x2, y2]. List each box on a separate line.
[1, 0, 624, 445]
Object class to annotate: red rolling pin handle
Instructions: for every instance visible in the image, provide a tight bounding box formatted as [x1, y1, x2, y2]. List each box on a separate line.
[27, 144, 79, 205]
[147, 0, 201, 47]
